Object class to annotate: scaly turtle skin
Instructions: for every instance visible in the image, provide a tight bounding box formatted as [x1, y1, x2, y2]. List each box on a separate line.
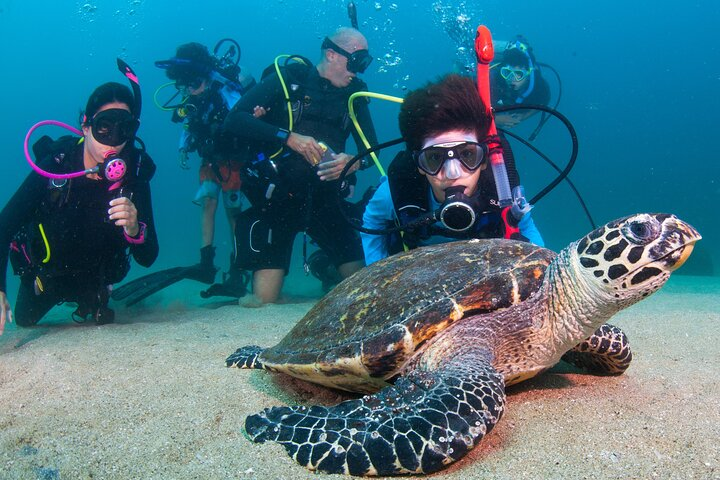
[227, 213, 700, 476]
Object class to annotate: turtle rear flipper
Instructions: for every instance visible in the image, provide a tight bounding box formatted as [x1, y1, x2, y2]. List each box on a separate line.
[561, 324, 633, 375]
[244, 355, 505, 476]
[227, 345, 267, 369]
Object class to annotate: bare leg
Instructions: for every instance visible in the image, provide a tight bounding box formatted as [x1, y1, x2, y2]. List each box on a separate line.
[201, 196, 218, 248]
[337, 260, 364, 279]
[225, 206, 241, 256]
[240, 269, 285, 307]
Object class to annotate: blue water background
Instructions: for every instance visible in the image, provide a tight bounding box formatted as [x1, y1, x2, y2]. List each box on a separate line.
[0, 0, 717, 301]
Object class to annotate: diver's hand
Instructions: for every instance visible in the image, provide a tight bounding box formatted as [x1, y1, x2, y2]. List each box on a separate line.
[109, 196, 139, 237]
[317, 152, 358, 181]
[494, 112, 522, 128]
[286, 132, 325, 166]
[253, 105, 269, 118]
[178, 149, 190, 170]
[0, 291, 12, 336]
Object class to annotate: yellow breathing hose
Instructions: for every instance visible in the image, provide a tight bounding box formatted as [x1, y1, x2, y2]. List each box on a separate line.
[38, 224, 51, 263]
[153, 82, 185, 111]
[348, 91, 404, 176]
[269, 54, 312, 159]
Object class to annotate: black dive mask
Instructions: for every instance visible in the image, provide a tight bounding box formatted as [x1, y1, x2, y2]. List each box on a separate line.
[90, 109, 139, 146]
[322, 37, 373, 74]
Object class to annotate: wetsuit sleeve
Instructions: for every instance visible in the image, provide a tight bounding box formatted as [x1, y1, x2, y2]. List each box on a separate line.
[0, 172, 48, 293]
[518, 212, 544, 247]
[360, 178, 395, 265]
[223, 71, 290, 144]
[128, 180, 159, 267]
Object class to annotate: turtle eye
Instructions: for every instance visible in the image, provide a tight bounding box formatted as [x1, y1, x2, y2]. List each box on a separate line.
[624, 218, 659, 245]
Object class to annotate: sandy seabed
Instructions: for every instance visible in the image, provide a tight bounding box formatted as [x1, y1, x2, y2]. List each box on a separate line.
[0, 275, 718, 480]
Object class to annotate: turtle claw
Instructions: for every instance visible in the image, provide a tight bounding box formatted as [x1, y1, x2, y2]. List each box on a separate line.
[226, 345, 266, 369]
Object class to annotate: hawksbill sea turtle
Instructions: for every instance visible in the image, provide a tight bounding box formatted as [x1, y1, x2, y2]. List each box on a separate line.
[226, 213, 700, 476]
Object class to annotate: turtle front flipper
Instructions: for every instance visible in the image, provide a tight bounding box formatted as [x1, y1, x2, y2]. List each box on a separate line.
[561, 324, 633, 375]
[244, 356, 505, 476]
[226, 345, 267, 370]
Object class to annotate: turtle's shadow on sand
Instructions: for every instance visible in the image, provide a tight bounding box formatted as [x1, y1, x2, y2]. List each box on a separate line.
[247, 369, 355, 407]
[508, 363, 584, 394]
[244, 361, 584, 410]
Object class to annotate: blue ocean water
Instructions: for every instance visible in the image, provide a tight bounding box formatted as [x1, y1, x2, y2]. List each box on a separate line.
[0, 0, 717, 302]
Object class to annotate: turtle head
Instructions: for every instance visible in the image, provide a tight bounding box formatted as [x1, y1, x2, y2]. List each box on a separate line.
[573, 213, 701, 301]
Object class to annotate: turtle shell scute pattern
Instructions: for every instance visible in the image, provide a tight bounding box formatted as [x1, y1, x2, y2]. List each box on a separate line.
[262, 239, 555, 368]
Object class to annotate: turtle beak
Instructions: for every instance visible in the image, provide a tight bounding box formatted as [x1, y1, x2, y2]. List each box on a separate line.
[660, 217, 702, 271]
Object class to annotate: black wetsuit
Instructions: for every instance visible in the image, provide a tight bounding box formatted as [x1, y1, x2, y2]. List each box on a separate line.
[223, 63, 378, 272]
[0, 138, 158, 326]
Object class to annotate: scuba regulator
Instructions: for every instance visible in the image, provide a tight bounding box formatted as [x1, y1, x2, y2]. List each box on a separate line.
[23, 58, 143, 189]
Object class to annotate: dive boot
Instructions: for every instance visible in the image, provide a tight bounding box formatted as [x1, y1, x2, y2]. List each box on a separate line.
[200, 268, 250, 299]
[185, 245, 218, 285]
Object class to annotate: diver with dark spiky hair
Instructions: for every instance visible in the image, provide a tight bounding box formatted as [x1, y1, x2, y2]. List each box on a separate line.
[362, 74, 543, 265]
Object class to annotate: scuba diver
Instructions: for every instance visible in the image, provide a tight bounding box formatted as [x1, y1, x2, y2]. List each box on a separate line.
[347, 26, 582, 263]
[361, 74, 543, 264]
[222, 26, 378, 306]
[0, 59, 158, 333]
[112, 40, 256, 306]
[491, 36, 551, 129]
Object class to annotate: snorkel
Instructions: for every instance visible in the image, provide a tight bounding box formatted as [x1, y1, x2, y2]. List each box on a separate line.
[23, 58, 142, 186]
[474, 25, 513, 208]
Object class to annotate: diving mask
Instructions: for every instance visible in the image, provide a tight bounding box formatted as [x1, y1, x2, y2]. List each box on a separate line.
[90, 108, 139, 147]
[414, 141, 487, 176]
[322, 37, 373, 74]
[500, 65, 532, 82]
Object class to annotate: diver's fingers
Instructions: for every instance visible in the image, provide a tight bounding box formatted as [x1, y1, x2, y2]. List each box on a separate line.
[108, 201, 137, 221]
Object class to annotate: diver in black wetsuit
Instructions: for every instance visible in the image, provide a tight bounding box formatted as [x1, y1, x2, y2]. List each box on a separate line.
[0, 79, 158, 332]
[223, 27, 378, 306]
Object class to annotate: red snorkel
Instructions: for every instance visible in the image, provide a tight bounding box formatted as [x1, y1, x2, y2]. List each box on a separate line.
[474, 26, 513, 208]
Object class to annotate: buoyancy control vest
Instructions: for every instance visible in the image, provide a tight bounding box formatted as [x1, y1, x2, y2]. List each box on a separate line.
[242, 62, 366, 206]
[9, 136, 155, 289]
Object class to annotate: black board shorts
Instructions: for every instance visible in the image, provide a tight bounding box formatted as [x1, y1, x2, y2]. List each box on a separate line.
[234, 191, 364, 273]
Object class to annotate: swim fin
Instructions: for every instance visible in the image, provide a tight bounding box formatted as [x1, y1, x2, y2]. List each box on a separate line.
[111, 264, 217, 306]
